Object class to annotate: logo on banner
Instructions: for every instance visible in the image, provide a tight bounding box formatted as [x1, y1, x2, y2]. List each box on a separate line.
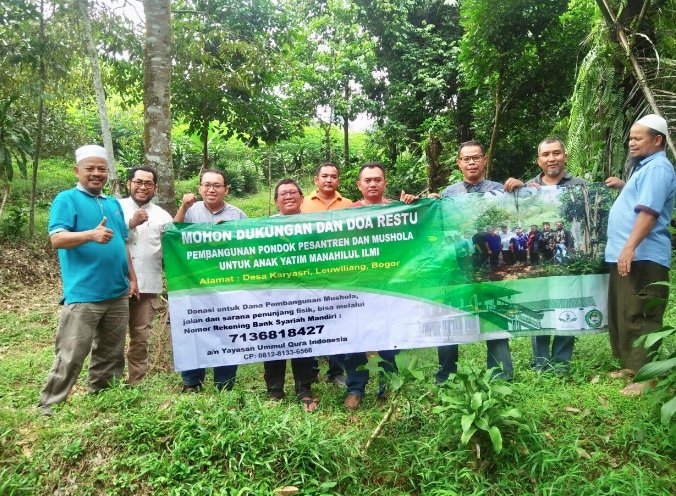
[558, 311, 577, 324]
[585, 309, 603, 328]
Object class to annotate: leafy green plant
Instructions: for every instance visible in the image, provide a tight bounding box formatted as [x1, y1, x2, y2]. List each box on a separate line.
[361, 353, 432, 452]
[431, 365, 528, 454]
[634, 288, 676, 428]
[0, 204, 29, 241]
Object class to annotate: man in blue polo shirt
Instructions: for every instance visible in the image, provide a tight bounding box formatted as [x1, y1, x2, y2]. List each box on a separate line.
[605, 114, 675, 395]
[38, 145, 138, 416]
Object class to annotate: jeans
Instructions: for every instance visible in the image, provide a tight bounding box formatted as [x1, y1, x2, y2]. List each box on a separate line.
[555, 243, 567, 262]
[344, 350, 399, 397]
[181, 365, 238, 390]
[436, 339, 513, 382]
[487, 339, 513, 380]
[531, 335, 575, 370]
[312, 354, 346, 379]
[327, 354, 345, 378]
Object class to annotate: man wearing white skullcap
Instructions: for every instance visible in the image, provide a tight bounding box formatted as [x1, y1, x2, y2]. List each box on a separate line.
[605, 114, 675, 395]
[37, 145, 139, 416]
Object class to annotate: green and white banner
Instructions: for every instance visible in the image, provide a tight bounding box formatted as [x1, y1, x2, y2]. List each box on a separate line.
[163, 184, 612, 371]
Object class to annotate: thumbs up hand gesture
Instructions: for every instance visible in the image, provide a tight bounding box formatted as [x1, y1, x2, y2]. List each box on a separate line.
[91, 216, 114, 244]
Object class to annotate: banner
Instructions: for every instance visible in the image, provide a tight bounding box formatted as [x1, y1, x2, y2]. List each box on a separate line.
[163, 184, 613, 371]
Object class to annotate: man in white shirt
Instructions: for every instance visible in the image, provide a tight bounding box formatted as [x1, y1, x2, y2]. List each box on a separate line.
[119, 167, 173, 385]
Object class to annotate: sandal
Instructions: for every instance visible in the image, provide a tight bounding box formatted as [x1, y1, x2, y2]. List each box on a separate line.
[607, 368, 633, 379]
[301, 396, 319, 412]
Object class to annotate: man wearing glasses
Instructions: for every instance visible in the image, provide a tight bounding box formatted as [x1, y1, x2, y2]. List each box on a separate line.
[119, 167, 173, 386]
[173, 169, 247, 392]
[435, 141, 513, 383]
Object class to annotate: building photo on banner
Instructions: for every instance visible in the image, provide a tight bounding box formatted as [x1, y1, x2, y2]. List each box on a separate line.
[162, 184, 612, 371]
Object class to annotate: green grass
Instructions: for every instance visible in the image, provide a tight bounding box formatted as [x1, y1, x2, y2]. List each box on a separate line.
[1, 288, 675, 495]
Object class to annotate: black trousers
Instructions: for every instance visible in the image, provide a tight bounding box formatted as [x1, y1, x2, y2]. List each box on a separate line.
[263, 357, 314, 399]
[489, 252, 500, 268]
[607, 261, 669, 372]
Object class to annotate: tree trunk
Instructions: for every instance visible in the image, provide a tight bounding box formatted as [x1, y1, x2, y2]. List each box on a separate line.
[486, 74, 502, 179]
[325, 125, 332, 161]
[267, 145, 273, 216]
[0, 174, 9, 225]
[30, 0, 45, 236]
[143, 0, 175, 214]
[426, 132, 446, 192]
[343, 82, 350, 171]
[78, 0, 120, 197]
[201, 119, 209, 172]
[580, 184, 591, 254]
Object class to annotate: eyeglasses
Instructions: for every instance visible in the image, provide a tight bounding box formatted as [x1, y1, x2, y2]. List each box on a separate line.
[459, 155, 484, 164]
[200, 183, 225, 191]
[131, 180, 156, 188]
[277, 190, 300, 198]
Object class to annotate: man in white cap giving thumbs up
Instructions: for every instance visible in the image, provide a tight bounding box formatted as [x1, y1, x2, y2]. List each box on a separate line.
[605, 114, 675, 394]
[37, 144, 139, 416]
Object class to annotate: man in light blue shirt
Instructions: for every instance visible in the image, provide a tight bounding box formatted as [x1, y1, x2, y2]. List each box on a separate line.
[605, 114, 675, 394]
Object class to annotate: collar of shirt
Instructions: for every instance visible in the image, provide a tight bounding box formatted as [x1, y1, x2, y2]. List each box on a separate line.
[128, 198, 151, 210]
[533, 171, 573, 185]
[204, 202, 228, 215]
[309, 189, 343, 202]
[632, 150, 668, 177]
[464, 180, 485, 193]
[76, 182, 107, 198]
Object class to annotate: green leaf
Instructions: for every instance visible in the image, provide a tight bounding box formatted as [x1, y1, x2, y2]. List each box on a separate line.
[635, 357, 676, 382]
[460, 426, 477, 445]
[498, 408, 522, 418]
[491, 385, 513, 396]
[475, 417, 490, 431]
[389, 375, 404, 391]
[644, 298, 669, 316]
[461, 413, 475, 433]
[643, 327, 676, 350]
[431, 406, 450, 414]
[660, 396, 676, 426]
[410, 369, 425, 381]
[488, 426, 503, 453]
[470, 392, 483, 411]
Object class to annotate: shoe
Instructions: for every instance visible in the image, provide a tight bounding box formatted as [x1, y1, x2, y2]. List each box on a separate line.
[37, 404, 54, 417]
[326, 374, 346, 387]
[181, 384, 203, 393]
[344, 394, 361, 411]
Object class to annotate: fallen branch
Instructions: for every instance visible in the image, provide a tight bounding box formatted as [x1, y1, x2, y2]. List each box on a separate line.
[363, 394, 402, 453]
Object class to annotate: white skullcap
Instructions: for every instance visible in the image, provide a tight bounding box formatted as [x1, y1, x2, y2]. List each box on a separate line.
[75, 145, 108, 164]
[635, 114, 668, 135]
